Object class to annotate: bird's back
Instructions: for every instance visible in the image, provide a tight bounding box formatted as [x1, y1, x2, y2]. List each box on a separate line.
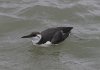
[37, 27, 73, 44]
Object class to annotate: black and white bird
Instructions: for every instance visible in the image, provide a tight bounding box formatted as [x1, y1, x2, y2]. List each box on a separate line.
[21, 27, 73, 46]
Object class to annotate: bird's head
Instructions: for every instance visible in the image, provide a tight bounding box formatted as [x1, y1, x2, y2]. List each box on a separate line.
[21, 32, 40, 38]
[63, 27, 73, 33]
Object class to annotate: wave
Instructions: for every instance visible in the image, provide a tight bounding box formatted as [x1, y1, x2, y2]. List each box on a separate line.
[0, 0, 100, 41]
[0, 0, 99, 13]
[0, 0, 100, 18]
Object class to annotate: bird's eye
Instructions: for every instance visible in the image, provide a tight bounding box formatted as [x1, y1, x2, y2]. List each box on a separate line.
[33, 34, 36, 36]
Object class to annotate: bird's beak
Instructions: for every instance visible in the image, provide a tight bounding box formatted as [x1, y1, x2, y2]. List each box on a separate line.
[21, 34, 33, 38]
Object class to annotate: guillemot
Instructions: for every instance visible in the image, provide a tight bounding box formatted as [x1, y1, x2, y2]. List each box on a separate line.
[21, 27, 73, 46]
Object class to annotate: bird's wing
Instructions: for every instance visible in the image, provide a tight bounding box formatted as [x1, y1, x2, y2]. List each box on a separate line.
[51, 30, 63, 44]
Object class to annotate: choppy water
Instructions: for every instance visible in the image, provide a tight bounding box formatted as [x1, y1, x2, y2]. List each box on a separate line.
[0, 0, 100, 70]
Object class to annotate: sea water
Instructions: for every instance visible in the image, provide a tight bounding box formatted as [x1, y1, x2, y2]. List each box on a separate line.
[0, 0, 100, 70]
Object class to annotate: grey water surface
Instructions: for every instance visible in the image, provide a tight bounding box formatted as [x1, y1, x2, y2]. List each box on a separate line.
[0, 0, 100, 70]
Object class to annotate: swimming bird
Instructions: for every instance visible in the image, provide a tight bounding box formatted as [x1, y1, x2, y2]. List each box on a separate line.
[21, 27, 73, 46]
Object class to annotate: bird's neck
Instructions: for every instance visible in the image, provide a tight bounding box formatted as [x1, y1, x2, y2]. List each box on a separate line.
[32, 34, 42, 44]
